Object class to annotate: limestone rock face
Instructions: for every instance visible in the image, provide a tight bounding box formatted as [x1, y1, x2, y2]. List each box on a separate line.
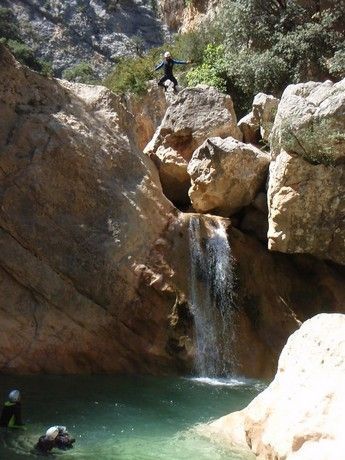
[158, 0, 221, 32]
[268, 79, 345, 265]
[252, 93, 279, 143]
[0, 45, 188, 374]
[187, 137, 270, 215]
[145, 85, 242, 205]
[268, 151, 345, 264]
[113, 81, 169, 153]
[207, 313, 345, 460]
[4, 0, 165, 78]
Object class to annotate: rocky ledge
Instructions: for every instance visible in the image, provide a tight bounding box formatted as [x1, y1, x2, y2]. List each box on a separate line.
[203, 313, 345, 460]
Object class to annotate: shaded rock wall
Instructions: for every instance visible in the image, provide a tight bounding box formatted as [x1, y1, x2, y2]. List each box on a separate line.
[148, 214, 345, 379]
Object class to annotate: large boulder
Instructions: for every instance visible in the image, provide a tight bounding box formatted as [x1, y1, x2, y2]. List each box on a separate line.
[205, 313, 345, 460]
[270, 79, 345, 162]
[187, 137, 270, 216]
[144, 85, 242, 205]
[268, 79, 345, 265]
[268, 151, 345, 264]
[0, 45, 189, 374]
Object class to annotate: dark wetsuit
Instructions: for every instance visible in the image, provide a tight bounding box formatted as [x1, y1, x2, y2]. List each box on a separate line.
[35, 431, 75, 454]
[56, 432, 75, 450]
[155, 58, 188, 90]
[0, 401, 23, 428]
[35, 435, 56, 453]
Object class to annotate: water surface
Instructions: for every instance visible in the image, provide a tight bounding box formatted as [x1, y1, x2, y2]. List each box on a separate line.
[0, 375, 264, 459]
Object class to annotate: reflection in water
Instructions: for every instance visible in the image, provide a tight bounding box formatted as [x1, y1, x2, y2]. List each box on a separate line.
[0, 375, 262, 459]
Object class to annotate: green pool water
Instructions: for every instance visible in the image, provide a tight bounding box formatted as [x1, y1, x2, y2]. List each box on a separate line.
[0, 375, 265, 459]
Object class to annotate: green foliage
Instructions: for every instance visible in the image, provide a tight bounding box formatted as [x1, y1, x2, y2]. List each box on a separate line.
[6, 39, 39, 69]
[0, 7, 19, 40]
[102, 0, 345, 112]
[104, 22, 219, 95]
[0, 7, 54, 77]
[187, 44, 227, 91]
[282, 119, 344, 166]
[105, 47, 164, 95]
[38, 60, 54, 77]
[62, 62, 98, 84]
[186, 0, 345, 115]
[328, 48, 345, 79]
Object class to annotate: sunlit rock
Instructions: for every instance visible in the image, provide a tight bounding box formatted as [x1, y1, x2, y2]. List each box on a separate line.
[188, 137, 269, 216]
[144, 85, 242, 205]
[268, 79, 345, 265]
[206, 313, 345, 460]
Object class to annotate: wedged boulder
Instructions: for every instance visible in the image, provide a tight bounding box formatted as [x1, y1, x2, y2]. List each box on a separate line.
[237, 111, 260, 144]
[268, 151, 345, 265]
[144, 85, 242, 205]
[270, 79, 345, 162]
[267, 79, 345, 265]
[187, 137, 270, 216]
[0, 45, 189, 374]
[205, 313, 345, 460]
[252, 92, 279, 143]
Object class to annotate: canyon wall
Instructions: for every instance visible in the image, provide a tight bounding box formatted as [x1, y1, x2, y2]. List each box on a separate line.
[0, 44, 182, 374]
[1, 46, 344, 378]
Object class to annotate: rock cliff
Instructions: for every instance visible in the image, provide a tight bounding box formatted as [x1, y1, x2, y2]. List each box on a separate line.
[1, 46, 345, 379]
[0, 44, 182, 374]
[158, 0, 222, 32]
[205, 314, 345, 460]
[2, 0, 167, 78]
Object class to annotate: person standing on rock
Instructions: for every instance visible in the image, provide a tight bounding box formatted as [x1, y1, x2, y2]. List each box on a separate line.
[155, 51, 191, 93]
[0, 390, 24, 429]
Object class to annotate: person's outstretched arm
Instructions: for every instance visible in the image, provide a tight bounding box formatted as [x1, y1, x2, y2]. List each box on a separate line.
[154, 61, 164, 71]
[172, 59, 190, 65]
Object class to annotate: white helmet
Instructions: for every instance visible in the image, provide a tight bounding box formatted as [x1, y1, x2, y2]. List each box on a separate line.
[9, 390, 20, 403]
[164, 51, 171, 58]
[46, 426, 59, 440]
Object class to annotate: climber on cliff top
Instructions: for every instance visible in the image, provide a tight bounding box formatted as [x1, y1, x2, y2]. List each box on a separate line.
[0, 390, 24, 429]
[155, 51, 191, 93]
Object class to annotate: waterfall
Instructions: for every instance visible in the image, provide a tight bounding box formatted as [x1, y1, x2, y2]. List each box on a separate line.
[188, 215, 235, 377]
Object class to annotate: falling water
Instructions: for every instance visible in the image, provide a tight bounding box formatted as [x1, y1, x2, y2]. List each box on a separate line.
[188, 215, 235, 377]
